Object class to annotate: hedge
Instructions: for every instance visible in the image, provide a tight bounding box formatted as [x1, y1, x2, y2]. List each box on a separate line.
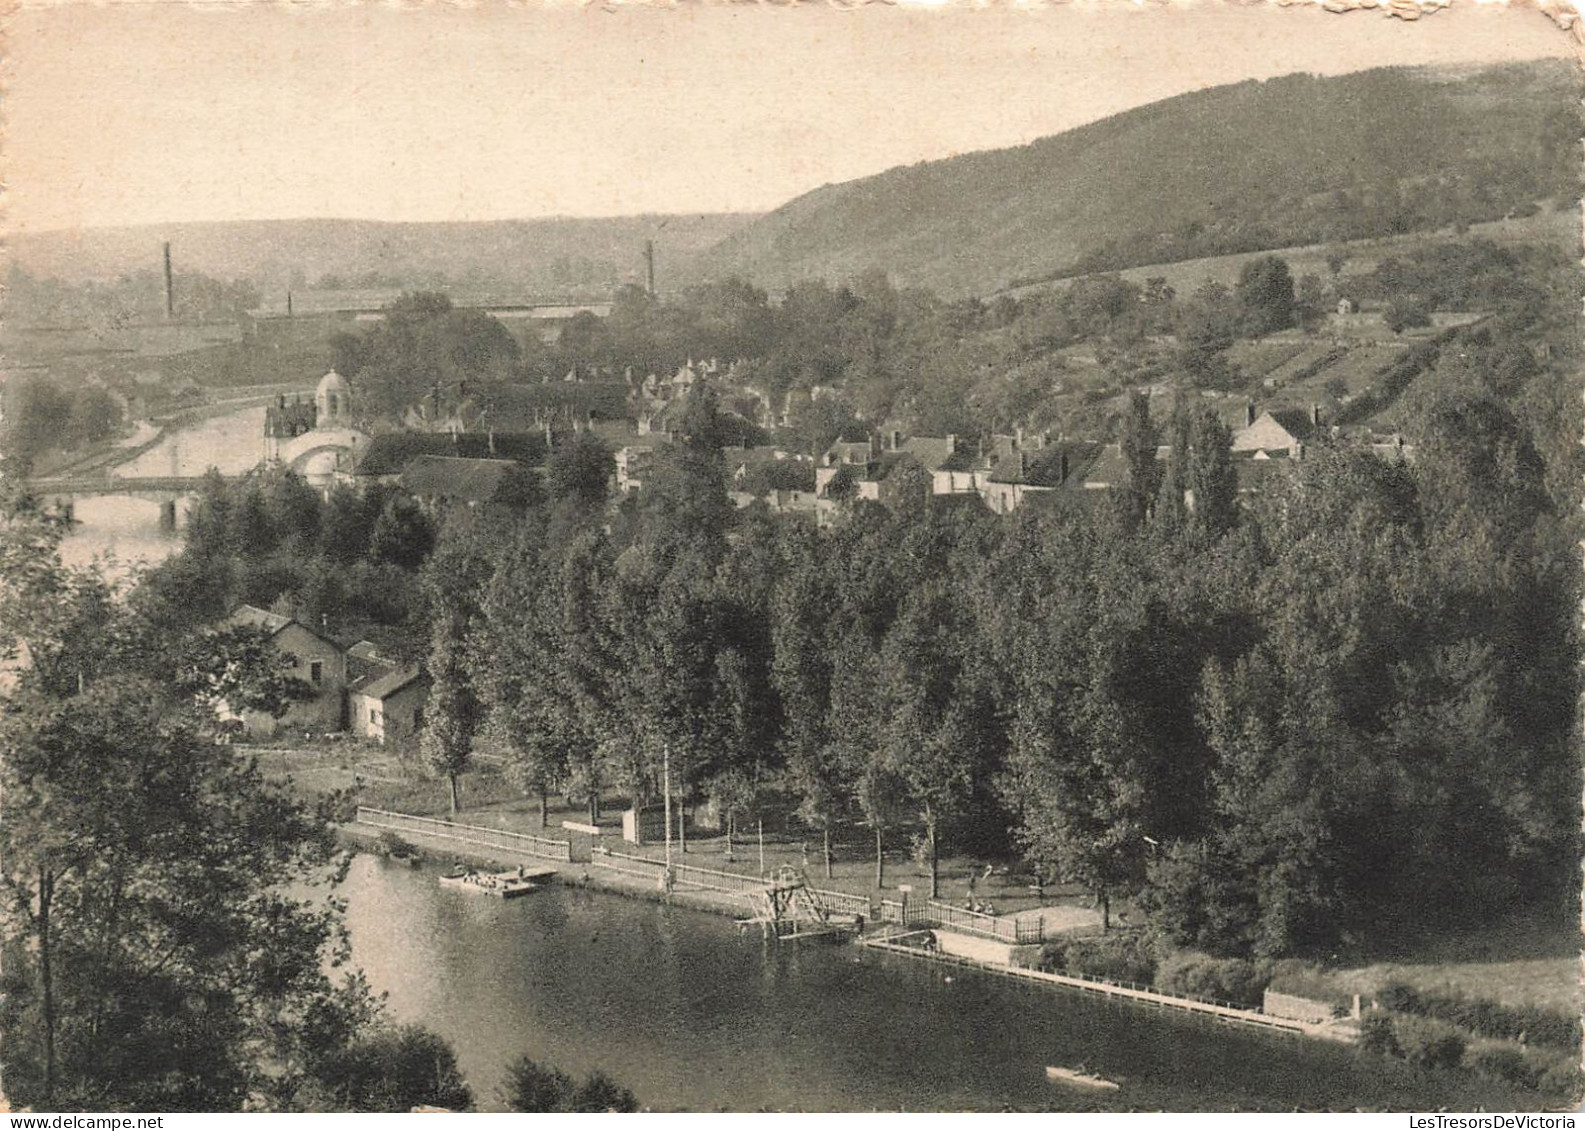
[1156, 951, 1269, 1009]
[1376, 982, 1580, 1053]
[1040, 932, 1158, 986]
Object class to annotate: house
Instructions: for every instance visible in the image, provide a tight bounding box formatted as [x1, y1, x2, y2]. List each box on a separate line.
[349, 664, 429, 746]
[977, 442, 1101, 514]
[226, 605, 346, 737]
[344, 431, 547, 489]
[400, 455, 538, 513]
[1231, 406, 1321, 460]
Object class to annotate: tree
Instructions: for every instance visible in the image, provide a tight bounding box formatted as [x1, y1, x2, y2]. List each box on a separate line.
[417, 514, 498, 814]
[878, 586, 984, 899]
[501, 1055, 638, 1113]
[311, 1025, 473, 1112]
[1384, 295, 1433, 335]
[1235, 255, 1297, 337]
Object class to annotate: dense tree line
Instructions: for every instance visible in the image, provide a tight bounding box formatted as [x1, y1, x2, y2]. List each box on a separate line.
[0, 375, 123, 474]
[138, 470, 437, 653]
[420, 377, 1578, 958]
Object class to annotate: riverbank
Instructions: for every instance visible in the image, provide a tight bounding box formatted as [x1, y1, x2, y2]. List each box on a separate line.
[337, 818, 1361, 1049]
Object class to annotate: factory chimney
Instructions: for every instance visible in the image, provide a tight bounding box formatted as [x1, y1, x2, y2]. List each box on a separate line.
[162, 242, 174, 320]
[644, 240, 656, 298]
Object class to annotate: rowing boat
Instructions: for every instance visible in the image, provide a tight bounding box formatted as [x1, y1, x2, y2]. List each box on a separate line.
[1045, 1066, 1120, 1091]
[439, 866, 555, 899]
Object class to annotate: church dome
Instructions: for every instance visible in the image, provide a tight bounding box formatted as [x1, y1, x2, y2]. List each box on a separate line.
[317, 369, 349, 398]
[315, 369, 350, 425]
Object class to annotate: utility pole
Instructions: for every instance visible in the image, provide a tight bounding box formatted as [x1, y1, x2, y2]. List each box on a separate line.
[663, 741, 673, 874]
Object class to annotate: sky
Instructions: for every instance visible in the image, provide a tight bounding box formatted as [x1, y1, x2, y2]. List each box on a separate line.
[3, 1, 1575, 234]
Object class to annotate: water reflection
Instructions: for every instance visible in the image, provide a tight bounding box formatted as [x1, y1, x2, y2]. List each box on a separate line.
[339, 856, 1535, 1113]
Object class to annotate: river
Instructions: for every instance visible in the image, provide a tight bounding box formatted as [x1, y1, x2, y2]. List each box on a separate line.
[339, 855, 1534, 1112]
[58, 401, 278, 574]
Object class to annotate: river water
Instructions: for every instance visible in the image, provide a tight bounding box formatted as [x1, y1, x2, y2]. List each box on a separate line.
[339, 856, 1533, 1113]
[58, 402, 275, 574]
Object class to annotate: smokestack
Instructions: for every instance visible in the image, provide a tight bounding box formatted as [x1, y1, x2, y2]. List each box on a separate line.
[286, 289, 293, 317]
[644, 240, 656, 297]
[1310, 403, 1322, 428]
[1245, 402, 1257, 428]
[162, 242, 174, 320]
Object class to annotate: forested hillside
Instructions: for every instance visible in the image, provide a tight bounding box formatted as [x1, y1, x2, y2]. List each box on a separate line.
[694, 59, 1579, 297]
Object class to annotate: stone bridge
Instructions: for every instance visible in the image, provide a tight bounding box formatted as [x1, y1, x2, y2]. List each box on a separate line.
[26, 475, 219, 529]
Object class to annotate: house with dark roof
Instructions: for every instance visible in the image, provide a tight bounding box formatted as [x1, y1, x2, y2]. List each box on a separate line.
[977, 441, 1102, 514]
[348, 653, 429, 746]
[345, 432, 547, 486]
[401, 455, 538, 513]
[1232, 406, 1322, 459]
[225, 605, 346, 737]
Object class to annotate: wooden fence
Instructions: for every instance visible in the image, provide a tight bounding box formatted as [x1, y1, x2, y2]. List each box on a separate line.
[356, 807, 572, 862]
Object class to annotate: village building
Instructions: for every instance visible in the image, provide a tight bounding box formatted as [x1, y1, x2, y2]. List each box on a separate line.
[401, 455, 538, 514]
[346, 641, 429, 746]
[262, 370, 371, 487]
[225, 605, 347, 737]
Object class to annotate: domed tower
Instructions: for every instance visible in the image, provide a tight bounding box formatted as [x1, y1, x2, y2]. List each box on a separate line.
[315, 369, 350, 428]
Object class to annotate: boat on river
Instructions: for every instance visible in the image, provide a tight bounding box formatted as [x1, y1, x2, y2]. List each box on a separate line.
[1045, 1065, 1120, 1091]
[439, 865, 556, 899]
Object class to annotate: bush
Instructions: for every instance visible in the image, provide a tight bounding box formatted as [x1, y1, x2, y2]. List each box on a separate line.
[1156, 951, 1269, 1008]
[501, 1056, 640, 1114]
[1377, 981, 1580, 1053]
[1041, 931, 1158, 986]
[1464, 1041, 1541, 1090]
[1393, 1015, 1467, 1071]
[1359, 1011, 1399, 1057]
[373, 831, 418, 860]
[1537, 1057, 1583, 1102]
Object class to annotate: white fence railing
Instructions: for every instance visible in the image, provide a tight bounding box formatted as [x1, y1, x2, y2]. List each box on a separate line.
[357, 807, 572, 862]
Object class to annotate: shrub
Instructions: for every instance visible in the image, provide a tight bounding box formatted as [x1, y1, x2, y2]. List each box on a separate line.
[1041, 931, 1158, 986]
[1376, 982, 1580, 1053]
[1464, 1041, 1540, 1090]
[1156, 951, 1268, 1008]
[373, 831, 417, 860]
[1393, 1015, 1467, 1071]
[1537, 1057, 1583, 1102]
[1359, 1011, 1399, 1057]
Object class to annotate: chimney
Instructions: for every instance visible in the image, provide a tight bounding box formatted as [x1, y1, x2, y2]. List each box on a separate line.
[1041, 431, 1053, 449]
[1018, 451, 1029, 478]
[277, 394, 286, 409]
[1014, 426, 1024, 450]
[1060, 452, 1070, 482]
[946, 433, 957, 454]
[286, 289, 293, 318]
[1245, 402, 1257, 428]
[1311, 403, 1321, 428]
[162, 242, 174, 320]
[587, 408, 597, 427]
[644, 239, 657, 298]
[891, 429, 902, 451]
[544, 420, 554, 448]
[488, 429, 496, 456]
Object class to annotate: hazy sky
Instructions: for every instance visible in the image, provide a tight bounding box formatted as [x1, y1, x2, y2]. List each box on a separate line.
[4, 1, 1574, 234]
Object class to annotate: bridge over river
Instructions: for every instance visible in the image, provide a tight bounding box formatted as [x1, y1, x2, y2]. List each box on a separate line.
[26, 475, 222, 528]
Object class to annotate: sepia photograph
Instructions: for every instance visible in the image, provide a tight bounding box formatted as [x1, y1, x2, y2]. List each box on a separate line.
[1, 0, 1582, 1115]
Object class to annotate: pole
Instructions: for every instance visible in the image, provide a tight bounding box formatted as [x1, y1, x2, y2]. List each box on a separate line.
[663, 741, 673, 872]
[758, 816, 765, 877]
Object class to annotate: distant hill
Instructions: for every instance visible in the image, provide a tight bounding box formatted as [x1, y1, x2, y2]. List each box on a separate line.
[8, 214, 756, 297]
[689, 59, 1579, 298]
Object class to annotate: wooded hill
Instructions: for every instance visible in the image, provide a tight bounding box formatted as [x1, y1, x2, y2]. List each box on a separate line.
[9, 213, 755, 296]
[691, 59, 1580, 298]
